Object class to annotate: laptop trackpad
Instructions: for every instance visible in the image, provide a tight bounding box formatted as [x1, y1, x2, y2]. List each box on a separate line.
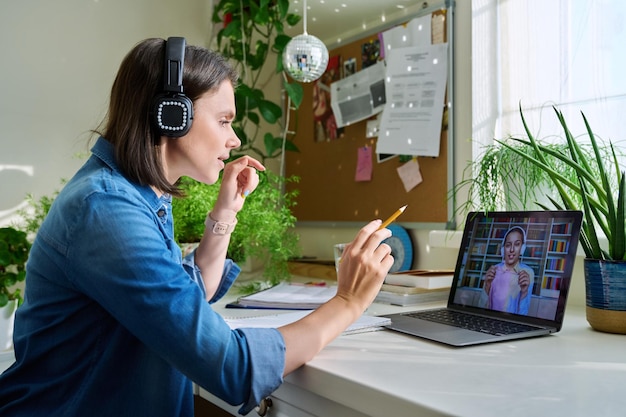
[385, 315, 500, 346]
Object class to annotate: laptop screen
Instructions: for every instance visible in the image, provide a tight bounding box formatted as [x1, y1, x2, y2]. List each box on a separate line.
[449, 211, 582, 323]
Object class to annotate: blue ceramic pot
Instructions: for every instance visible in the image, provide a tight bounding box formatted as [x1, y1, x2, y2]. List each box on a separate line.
[584, 259, 626, 334]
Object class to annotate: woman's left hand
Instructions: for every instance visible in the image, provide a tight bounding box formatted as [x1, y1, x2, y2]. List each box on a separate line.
[518, 270, 530, 296]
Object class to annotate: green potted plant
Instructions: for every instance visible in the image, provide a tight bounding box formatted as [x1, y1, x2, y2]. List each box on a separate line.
[0, 227, 30, 308]
[487, 105, 626, 334]
[453, 134, 597, 216]
[0, 190, 59, 349]
[0, 227, 30, 350]
[173, 171, 300, 289]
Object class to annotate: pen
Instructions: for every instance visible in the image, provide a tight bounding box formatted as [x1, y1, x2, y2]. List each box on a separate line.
[339, 205, 408, 267]
[378, 205, 407, 230]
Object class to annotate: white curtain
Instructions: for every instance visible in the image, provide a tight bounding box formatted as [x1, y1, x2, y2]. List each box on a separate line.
[472, 0, 626, 152]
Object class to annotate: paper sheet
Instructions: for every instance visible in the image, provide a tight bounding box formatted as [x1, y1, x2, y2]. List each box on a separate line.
[330, 61, 386, 128]
[380, 15, 432, 56]
[376, 43, 448, 157]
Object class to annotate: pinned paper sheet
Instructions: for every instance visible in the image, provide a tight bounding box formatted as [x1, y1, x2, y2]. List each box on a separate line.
[355, 146, 373, 182]
[397, 158, 423, 192]
[366, 118, 380, 138]
[376, 43, 448, 157]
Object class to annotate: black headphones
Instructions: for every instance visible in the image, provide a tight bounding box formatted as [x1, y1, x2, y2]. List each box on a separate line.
[152, 37, 194, 137]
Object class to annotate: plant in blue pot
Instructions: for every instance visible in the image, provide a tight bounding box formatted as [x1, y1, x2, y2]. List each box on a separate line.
[497, 104, 626, 334]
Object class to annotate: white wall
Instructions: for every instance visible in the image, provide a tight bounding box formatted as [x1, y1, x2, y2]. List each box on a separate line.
[0, 0, 212, 226]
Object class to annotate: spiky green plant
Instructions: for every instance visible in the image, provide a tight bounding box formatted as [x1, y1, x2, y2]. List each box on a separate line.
[453, 135, 594, 216]
[497, 105, 625, 260]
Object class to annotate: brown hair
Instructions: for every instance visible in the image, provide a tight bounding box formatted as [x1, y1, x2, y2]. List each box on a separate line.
[98, 38, 238, 196]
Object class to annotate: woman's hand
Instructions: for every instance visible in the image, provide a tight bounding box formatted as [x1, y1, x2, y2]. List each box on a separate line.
[279, 219, 394, 374]
[483, 265, 497, 295]
[212, 156, 265, 221]
[194, 156, 265, 300]
[518, 269, 530, 297]
[335, 220, 394, 314]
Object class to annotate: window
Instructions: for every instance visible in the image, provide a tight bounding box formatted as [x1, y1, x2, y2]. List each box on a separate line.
[472, 0, 626, 152]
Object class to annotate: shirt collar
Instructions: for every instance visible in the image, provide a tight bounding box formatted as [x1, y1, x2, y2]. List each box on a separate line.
[91, 136, 170, 209]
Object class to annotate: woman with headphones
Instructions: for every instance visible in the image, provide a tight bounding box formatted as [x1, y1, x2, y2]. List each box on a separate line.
[0, 38, 393, 416]
[481, 226, 534, 314]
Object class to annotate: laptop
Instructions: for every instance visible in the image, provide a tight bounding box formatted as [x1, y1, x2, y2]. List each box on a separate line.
[382, 210, 583, 347]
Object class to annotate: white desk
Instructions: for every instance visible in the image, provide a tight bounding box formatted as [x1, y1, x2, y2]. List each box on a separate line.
[201, 297, 626, 417]
[2, 292, 624, 417]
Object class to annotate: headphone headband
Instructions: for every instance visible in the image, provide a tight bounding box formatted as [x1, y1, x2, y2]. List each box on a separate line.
[504, 226, 526, 242]
[163, 37, 185, 93]
[151, 37, 194, 138]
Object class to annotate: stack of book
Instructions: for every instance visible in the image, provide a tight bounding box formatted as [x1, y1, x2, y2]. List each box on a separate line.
[375, 269, 454, 306]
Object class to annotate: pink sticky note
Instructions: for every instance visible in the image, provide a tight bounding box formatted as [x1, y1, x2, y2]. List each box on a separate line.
[355, 146, 373, 182]
[397, 158, 423, 192]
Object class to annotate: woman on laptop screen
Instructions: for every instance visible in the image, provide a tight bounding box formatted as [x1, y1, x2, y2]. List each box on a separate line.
[480, 226, 534, 314]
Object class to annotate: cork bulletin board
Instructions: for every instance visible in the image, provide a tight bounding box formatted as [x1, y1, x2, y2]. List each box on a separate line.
[285, 8, 454, 226]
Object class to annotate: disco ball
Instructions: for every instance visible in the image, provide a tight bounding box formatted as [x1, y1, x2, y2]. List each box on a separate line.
[283, 33, 329, 83]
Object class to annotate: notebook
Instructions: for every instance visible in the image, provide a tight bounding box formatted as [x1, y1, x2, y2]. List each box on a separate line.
[225, 310, 391, 335]
[382, 210, 583, 347]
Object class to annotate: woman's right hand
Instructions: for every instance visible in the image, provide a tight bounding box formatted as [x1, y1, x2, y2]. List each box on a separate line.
[483, 265, 497, 295]
[334, 220, 394, 314]
[278, 219, 394, 376]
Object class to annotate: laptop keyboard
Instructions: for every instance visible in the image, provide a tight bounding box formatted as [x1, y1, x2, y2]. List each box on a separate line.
[406, 309, 539, 336]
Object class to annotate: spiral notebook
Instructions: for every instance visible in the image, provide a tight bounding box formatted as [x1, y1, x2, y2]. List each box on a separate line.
[226, 282, 337, 310]
[225, 310, 391, 335]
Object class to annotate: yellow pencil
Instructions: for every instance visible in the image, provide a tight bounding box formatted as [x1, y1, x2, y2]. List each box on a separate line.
[378, 205, 407, 230]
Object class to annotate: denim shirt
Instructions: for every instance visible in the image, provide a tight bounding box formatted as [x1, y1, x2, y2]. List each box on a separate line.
[0, 137, 285, 416]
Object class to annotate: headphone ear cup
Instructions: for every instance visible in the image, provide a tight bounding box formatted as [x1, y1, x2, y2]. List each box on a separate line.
[152, 93, 194, 138]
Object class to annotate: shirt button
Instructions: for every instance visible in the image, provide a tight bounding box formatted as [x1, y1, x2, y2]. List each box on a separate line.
[157, 209, 166, 218]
